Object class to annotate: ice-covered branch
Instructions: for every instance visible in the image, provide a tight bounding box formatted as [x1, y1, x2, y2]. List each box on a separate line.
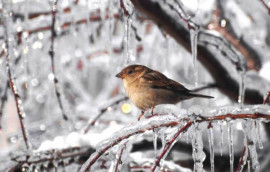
[9, 147, 94, 171]
[80, 105, 270, 171]
[210, 4, 262, 71]
[49, 0, 68, 120]
[120, 0, 130, 17]
[263, 91, 270, 105]
[130, 0, 268, 104]
[151, 121, 193, 172]
[114, 141, 127, 172]
[259, 0, 270, 14]
[80, 116, 181, 171]
[236, 146, 246, 172]
[84, 96, 128, 133]
[2, 3, 30, 149]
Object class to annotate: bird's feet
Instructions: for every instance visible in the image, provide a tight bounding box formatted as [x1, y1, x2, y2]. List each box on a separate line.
[138, 111, 145, 121]
[151, 105, 155, 115]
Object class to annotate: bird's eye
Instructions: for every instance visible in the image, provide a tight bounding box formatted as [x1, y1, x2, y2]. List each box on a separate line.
[127, 70, 133, 74]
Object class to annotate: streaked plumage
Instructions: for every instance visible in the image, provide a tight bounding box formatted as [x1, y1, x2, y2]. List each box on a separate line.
[116, 65, 213, 119]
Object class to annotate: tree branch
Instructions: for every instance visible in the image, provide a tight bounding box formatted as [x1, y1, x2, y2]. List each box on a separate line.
[80, 106, 270, 171]
[49, 0, 68, 120]
[130, 0, 267, 104]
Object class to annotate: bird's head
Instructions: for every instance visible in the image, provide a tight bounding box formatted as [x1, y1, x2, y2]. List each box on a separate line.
[116, 64, 147, 83]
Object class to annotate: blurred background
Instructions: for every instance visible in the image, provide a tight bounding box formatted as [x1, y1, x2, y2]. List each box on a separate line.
[0, 0, 270, 171]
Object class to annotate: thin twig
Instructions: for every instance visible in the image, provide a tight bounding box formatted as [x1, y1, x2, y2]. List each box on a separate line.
[120, 0, 130, 17]
[259, 0, 270, 14]
[236, 146, 246, 172]
[83, 96, 128, 133]
[49, 0, 68, 120]
[263, 91, 270, 105]
[165, 0, 199, 30]
[115, 142, 127, 172]
[7, 59, 30, 149]
[151, 121, 193, 172]
[2, 4, 30, 149]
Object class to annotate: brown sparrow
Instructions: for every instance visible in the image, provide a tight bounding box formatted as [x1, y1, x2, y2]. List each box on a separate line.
[116, 65, 213, 120]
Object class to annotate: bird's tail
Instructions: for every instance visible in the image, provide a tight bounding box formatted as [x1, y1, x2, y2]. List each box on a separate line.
[188, 93, 214, 99]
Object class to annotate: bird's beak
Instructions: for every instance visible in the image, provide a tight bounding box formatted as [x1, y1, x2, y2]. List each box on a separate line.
[116, 72, 124, 78]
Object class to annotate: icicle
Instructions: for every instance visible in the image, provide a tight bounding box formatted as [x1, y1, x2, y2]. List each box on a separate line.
[186, 129, 189, 144]
[243, 121, 260, 171]
[256, 121, 263, 149]
[160, 129, 166, 150]
[208, 127, 215, 172]
[190, 29, 199, 86]
[220, 122, 223, 156]
[163, 36, 169, 73]
[192, 123, 205, 171]
[124, 12, 133, 65]
[247, 160, 251, 172]
[153, 129, 158, 157]
[238, 72, 246, 107]
[227, 122, 234, 172]
[107, 0, 113, 66]
[239, 129, 248, 172]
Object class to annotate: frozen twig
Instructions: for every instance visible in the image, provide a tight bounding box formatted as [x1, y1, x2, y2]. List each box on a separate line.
[130, 0, 265, 104]
[259, 0, 270, 14]
[10, 147, 94, 171]
[120, 0, 130, 17]
[115, 142, 127, 172]
[165, 0, 199, 30]
[80, 107, 270, 171]
[10, 11, 123, 46]
[151, 121, 193, 172]
[215, 3, 262, 71]
[199, 30, 247, 72]
[83, 96, 128, 133]
[6, 61, 30, 149]
[80, 119, 180, 171]
[263, 91, 270, 105]
[2, 3, 30, 149]
[236, 146, 246, 172]
[49, 0, 68, 120]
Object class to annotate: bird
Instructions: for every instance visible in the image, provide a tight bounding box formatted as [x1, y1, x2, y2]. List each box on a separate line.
[116, 64, 213, 120]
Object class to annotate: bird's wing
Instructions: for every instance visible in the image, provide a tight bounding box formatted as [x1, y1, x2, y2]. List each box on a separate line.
[141, 70, 190, 92]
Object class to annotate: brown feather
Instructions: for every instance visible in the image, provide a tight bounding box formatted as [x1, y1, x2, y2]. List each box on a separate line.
[141, 69, 190, 92]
